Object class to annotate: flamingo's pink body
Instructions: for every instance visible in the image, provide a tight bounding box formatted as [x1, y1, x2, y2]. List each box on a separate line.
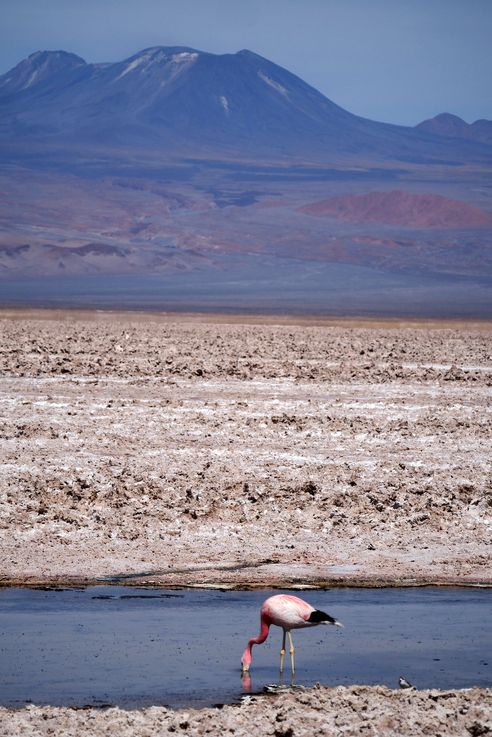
[241, 594, 342, 673]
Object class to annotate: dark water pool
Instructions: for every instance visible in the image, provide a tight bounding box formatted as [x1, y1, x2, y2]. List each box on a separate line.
[0, 586, 490, 709]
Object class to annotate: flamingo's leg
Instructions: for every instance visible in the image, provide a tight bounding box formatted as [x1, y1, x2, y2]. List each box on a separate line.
[280, 629, 286, 672]
[287, 631, 295, 674]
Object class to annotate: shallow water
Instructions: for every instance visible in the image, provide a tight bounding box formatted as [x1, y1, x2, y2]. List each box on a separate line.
[0, 586, 490, 709]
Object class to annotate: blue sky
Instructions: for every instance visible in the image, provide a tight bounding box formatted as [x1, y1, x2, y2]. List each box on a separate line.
[1, 0, 491, 125]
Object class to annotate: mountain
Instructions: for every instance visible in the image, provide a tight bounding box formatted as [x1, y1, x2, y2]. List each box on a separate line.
[0, 47, 491, 317]
[1, 47, 491, 163]
[0, 50, 86, 94]
[416, 113, 492, 145]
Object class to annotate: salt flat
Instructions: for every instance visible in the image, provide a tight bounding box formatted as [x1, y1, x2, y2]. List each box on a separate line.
[0, 310, 490, 587]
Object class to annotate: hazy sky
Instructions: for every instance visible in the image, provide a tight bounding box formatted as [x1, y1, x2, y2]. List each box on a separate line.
[1, 0, 491, 125]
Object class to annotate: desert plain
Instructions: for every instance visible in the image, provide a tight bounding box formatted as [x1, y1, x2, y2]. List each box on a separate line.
[0, 308, 491, 735]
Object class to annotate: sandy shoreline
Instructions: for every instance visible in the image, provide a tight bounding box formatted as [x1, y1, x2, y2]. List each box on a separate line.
[1, 686, 491, 737]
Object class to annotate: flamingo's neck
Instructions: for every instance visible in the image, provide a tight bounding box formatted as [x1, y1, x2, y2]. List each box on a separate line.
[241, 614, 270, 671]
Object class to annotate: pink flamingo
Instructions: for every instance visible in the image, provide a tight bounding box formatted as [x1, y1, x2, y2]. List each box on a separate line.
[241, 594, 343, 674]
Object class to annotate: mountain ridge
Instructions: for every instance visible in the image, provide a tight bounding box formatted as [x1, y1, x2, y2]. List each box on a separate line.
[1, 46, 491, 163]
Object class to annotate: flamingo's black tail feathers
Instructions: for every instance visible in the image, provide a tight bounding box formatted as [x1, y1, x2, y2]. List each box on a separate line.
[308, 609, 343, 626]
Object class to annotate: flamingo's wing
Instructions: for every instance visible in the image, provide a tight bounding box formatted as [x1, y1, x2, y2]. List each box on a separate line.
[264, 594, 314, 628]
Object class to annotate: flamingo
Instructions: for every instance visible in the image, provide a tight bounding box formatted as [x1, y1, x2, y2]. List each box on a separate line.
[241, 594, 343, 674]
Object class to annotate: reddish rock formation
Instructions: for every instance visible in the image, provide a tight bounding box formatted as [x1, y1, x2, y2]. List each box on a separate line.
[300, 190, 492, 228]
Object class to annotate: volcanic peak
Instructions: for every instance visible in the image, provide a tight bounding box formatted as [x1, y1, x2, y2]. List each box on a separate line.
[112, 46, 201, 81]
[0, 50, 86, 94]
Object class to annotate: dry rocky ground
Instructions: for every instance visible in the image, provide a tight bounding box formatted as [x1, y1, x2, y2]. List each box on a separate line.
[0, 310, 490, 587]
[1, 685, 491, 737]
[0, 310, 491, 735]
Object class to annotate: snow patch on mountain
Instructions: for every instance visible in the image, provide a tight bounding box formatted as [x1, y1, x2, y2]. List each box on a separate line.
[115, 54, 153, 81]
[114, 49, 199, 82]
[258, 70, 288, 97]
[172, 52, 199, 64]
[22, 69, 41, 89]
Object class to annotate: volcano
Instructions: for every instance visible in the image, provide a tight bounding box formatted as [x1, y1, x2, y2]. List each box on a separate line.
[1, 46, 490, 163]
[0, 46, 491, 317]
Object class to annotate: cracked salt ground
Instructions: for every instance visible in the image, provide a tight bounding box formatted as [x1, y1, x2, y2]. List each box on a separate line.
[0, 586, 490, 710]
[0, 315, 491, 584]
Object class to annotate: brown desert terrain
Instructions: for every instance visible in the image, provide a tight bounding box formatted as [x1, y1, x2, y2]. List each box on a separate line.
[0, 309, 491, 736]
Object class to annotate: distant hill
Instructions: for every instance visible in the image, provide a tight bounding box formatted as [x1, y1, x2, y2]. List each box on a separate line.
[416, 113, 492, 145]
[300, 190, 492, 228]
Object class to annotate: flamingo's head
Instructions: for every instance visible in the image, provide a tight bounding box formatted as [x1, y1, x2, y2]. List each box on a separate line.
[241, 645, 252, 672]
